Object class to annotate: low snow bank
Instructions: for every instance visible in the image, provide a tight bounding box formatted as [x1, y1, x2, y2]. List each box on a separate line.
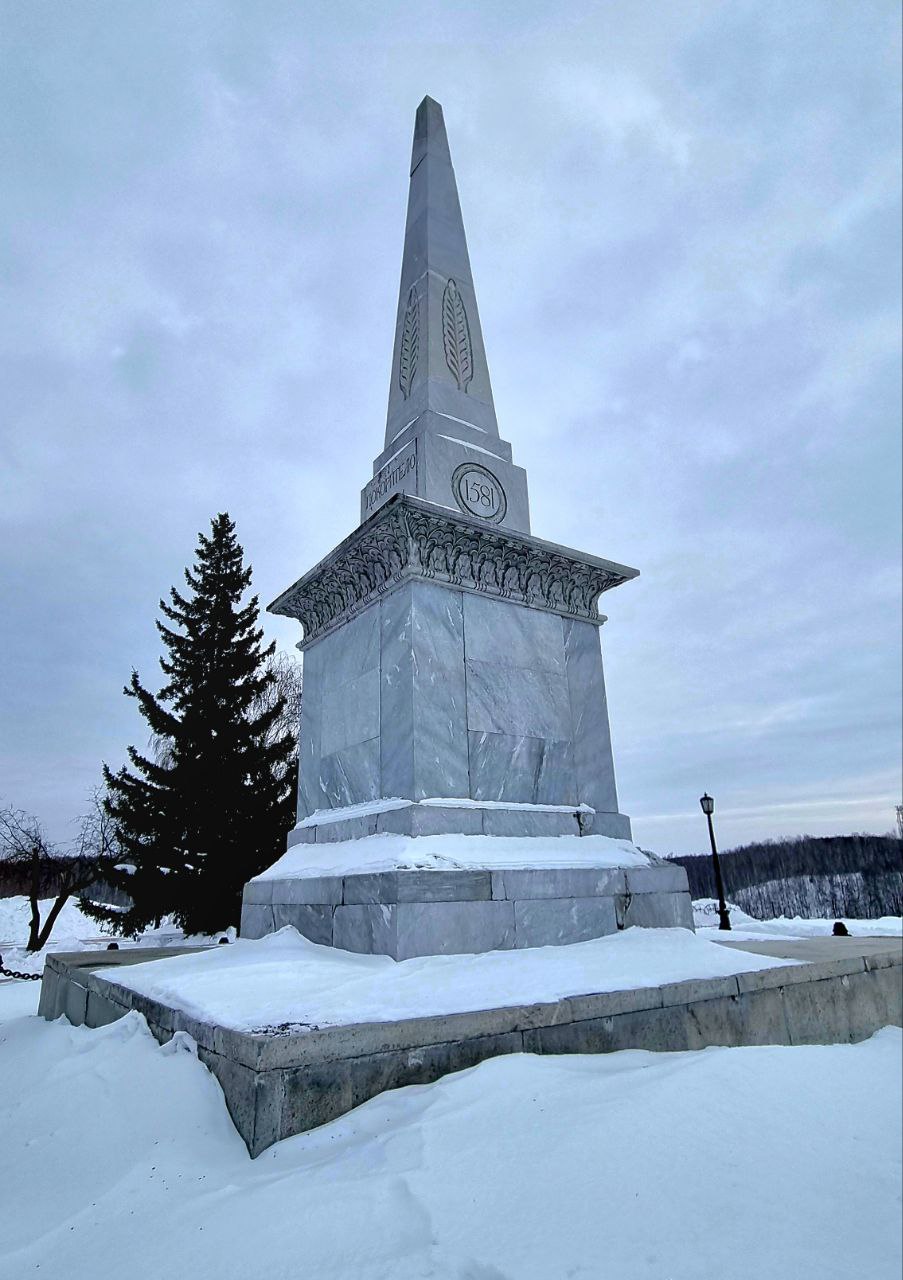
[0, 894, 114, 950]
[0, 1002, 899, 1280]
[255, 831, 652, 880]
[0, 980, 40, 1024]
[107, 925, 794, 1032]
[694, 898, 903, 939]
[0, 895, 235, 975]
[0, 896, 119, 977]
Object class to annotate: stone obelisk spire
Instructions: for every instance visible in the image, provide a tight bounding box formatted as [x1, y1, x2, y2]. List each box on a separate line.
[386, 96, 499, 447]
[361, 97, 530, 533]
[251, 95, 692, 964]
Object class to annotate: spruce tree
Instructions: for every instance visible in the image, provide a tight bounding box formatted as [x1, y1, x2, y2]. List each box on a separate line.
[86, 514, 295, 936]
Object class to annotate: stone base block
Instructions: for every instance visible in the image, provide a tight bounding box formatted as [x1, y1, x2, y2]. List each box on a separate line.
[241, 862, 693, 958]
[335, 900, 516, 959]
[40, 941, 903, 1158]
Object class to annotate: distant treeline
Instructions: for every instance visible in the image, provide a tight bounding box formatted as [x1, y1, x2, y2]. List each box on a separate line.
[668, 834, 903, 920]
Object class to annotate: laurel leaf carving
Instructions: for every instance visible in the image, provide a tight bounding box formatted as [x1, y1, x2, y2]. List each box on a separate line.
[442, 278, 473, 392]
[398, 285, 420, 399]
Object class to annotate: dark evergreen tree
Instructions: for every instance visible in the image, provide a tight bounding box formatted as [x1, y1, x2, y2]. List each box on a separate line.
[84, 514, 295, 936]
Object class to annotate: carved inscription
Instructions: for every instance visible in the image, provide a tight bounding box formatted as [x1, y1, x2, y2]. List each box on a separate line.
[363, 441, 417, 514]
[398, 285, 420, 399]
[452, 463, 506, 523]
[270, 497, 633, 646]
[442, 278, 473, 392]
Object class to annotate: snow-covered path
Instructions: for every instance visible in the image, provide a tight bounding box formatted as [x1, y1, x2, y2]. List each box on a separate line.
[0, 989, 899, 1280]
[694, 899, 903, 940]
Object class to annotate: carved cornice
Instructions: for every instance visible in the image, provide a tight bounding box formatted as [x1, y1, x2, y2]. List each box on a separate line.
[269, 496, 639, 647]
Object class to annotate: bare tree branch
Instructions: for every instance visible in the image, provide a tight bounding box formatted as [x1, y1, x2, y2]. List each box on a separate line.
[0, 795, 119, 951]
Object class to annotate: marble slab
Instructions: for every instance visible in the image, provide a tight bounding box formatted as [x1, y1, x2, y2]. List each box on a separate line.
[321, 668, 379, 757]
[468, 731, 576, 806]
[240, 860, 694, 957]
[318, 738, 380, 809]
[563, 618, 620, 817]
[463, 593, 565, 672]
[513, 896, 618, 948]
[42, 943, 902, 1156]
[465, 660, 572, 739]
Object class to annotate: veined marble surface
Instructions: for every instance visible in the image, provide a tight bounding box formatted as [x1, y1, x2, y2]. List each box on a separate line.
[293, 582, 630, 838]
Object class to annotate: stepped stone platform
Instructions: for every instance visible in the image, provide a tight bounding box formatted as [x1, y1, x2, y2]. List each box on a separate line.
[39, 936, 902, 1158]
[241, 859, 693, 959]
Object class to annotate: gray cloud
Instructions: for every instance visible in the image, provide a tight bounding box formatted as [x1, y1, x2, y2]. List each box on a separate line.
[2, 0, 900, 854]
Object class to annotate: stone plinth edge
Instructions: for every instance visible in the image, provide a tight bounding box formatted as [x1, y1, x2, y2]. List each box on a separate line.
[240, 862, 693, 958]
[286, 803, 632, 844]
[39, 942, 902, 1158]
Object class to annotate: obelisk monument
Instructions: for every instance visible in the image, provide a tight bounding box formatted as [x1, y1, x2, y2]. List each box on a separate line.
[272, 96, 637, 843]
[242, 98, 692, 955]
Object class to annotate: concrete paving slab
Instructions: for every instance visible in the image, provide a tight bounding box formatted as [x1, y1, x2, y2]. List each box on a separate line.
[713, 936, 902, 963]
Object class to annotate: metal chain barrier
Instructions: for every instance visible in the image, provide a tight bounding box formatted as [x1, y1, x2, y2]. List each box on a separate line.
[0, 954, 42, 981]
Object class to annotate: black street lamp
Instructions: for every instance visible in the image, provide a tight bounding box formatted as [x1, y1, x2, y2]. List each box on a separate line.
[699, 793, 731, 931]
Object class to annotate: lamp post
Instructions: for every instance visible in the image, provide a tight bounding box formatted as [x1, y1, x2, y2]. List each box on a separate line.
[699, 793, 731, 931]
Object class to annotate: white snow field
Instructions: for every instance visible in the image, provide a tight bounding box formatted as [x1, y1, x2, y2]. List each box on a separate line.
[694, 898, 903, 939]
[104, 924, 796, 1031]
[0, 895, 118, 976]
[0, 894, 108, 948]
[0, 988, 899, 1280]
[0, 894, 235, 976]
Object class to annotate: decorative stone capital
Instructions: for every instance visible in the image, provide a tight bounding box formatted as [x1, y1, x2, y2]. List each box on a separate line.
[269, 496, 639, 647]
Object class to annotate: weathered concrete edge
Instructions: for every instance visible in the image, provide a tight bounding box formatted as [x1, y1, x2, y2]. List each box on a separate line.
[39, 949, 902, 1157]
[40, 948, 901, 1071]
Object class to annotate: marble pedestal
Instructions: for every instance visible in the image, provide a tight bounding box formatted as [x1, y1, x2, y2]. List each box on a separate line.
[256, 494, 656, 958]
[241, 101, 671, 959]
[272, 495, 638, 843]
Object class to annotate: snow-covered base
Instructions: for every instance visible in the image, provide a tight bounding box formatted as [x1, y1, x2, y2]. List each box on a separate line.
[0, 992, 899, 1280]
[106, 925, 795, 1033]
[255, 831, 652, 880]
[0, 895, 234, 976]
[694, 898, 903, 940]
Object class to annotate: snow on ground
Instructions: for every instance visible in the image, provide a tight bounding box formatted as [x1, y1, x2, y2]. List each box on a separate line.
[255, 831, 651, 879]
[0, 895, 235, 975]
[107, 925, 796, 1032]
[694, 898, 903, 939]
[0, 979, 39, 1025]
[0, 893, 108, 949]
[0, 992, 899, 1280]
[0, 895, 120, 975]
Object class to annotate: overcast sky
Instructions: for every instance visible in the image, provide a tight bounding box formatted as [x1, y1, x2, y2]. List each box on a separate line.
[2, 1, 900, 856]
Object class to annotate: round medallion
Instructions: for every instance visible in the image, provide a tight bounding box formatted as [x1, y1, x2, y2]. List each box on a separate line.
[452, 463, 507, 523]
[450, 463, 507, 522]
